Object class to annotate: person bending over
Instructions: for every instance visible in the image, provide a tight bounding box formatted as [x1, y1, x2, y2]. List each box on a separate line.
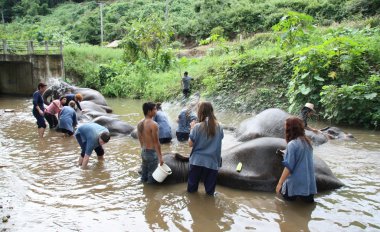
[75, 122, 110, 168]
[59, 100, 77, 137]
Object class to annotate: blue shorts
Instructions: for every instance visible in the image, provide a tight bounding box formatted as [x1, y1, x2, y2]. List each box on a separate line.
[33, 110, 46, 128]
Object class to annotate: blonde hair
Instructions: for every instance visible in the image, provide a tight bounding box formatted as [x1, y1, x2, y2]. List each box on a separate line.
[69, 100, 76, 108]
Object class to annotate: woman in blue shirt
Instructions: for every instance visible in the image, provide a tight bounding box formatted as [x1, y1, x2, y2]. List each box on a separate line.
[58, 101, 77, 136]
[276, 117, 317, 203]
[176, 103, 197, 142]
[188, 101, 224, 196]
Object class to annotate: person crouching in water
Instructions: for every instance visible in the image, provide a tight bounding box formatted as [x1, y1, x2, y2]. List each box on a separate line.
[74, 122, 110, 168]
[137, 102, 163, 183]
[44, 96, 66, 129]
[58, 100, 77, 137]
[188, 101, 224, 196]
[276, 117, 317, 203]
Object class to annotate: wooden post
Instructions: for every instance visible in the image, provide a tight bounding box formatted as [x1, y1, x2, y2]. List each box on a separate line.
[59, 41, 63, 55]
[30, 41, 34, 54]
[45, 41, 48, 54]
[2, 39, 7, 54]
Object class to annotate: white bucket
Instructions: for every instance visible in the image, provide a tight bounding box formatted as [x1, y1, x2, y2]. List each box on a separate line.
[152, 163, 172, 183]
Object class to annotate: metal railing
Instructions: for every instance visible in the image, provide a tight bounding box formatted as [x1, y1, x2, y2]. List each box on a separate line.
[0, 40, 63, 55]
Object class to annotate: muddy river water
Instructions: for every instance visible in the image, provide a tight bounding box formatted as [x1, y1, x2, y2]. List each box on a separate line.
[0, 96, 379, 231]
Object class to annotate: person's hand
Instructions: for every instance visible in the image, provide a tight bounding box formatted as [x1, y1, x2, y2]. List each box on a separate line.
[313, 129, 320, 134]
[190, 120, 196, 129]
[276, 183, 282, 194]
[159, 159, 164, 166]
[39, 109, 44, 116]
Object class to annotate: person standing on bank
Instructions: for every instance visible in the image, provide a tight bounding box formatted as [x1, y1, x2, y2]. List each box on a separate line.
[44, 96, 66, 129]
[276, 117, 317, 203]
[137, 102, 164, 183]
[181, 71, 192, 98]
[299, 103, 319, 134]
[188, 101, 224, 196]
[32, 82, 48, 138]
[74, 122, 110, 168]
[64, 93, 83, 111]
[154, 102, 172, 144]
[58, 100, 77, 137]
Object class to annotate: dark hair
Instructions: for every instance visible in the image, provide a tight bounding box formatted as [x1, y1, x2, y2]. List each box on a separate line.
[285, 117, 311, 146]
[156, 102, 162, 111]
[100, 131, 110, 143]
[142, 102, 156, 116]
[197, 101, 217, 137]
[184, 71, 188, 76]
[38, 82, 47, 90]
[59, 96, 66, 101]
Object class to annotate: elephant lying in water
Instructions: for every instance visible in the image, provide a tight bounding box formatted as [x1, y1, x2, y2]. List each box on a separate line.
[236, 108, 354, 145]
[162, 137, 344, 192]
[42, 80, 109, 107]
[42, 80, 135, 135]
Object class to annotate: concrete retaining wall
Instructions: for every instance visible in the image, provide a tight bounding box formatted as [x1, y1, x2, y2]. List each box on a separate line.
[0, 54, 64, 96]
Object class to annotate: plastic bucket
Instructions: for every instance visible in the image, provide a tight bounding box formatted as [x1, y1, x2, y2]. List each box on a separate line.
[152, 163, 172, 183]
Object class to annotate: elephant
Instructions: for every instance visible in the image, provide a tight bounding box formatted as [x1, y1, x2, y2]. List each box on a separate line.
[80, 101, 113, 113]
[42, 80, 109, 107]
[91, 115, 135, 136]
[236, 108, 353, 145]
[161, 137, 344, 192]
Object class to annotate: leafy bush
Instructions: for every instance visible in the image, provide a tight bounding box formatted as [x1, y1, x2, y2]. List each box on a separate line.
[272, 11, 314, 49]
[288, 35, 369, 113]
[320, 75, 380, 128]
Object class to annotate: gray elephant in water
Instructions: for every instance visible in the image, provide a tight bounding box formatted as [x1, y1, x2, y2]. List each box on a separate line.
[162, 137, 344, 192]
[42, 80, 136, 135]
[42, 80, 109, 107]
[91, 115, 135, 136]
[236, 108, 353, 145]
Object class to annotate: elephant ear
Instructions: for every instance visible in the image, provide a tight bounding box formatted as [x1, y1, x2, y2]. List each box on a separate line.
[175, 153, 189, 162]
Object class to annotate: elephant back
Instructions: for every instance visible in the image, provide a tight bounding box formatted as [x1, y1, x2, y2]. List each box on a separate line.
[218, 137, 287, 192]
[236, 108, 289, 142]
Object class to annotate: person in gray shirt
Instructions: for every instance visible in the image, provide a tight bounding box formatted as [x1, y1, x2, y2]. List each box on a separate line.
[181, 71, 192, 98]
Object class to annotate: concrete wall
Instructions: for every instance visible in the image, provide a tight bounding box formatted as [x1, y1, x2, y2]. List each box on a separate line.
[0, 54, 64, 96]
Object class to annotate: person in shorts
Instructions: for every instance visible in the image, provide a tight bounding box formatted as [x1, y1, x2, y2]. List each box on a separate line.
[75, 122, 110, 168]
[32, 82, 48, 138]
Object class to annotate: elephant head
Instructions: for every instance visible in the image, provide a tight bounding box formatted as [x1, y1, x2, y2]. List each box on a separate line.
[42, 80, 108, 106]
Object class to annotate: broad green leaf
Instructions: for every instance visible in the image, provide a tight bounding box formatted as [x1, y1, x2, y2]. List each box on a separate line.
[313, 75, 324, 81]
[300, 84, 311, 95]
[364, 93, 377, 100]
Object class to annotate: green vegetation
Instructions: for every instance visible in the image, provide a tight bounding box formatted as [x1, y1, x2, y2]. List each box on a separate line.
[1, 0, 379, 128]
